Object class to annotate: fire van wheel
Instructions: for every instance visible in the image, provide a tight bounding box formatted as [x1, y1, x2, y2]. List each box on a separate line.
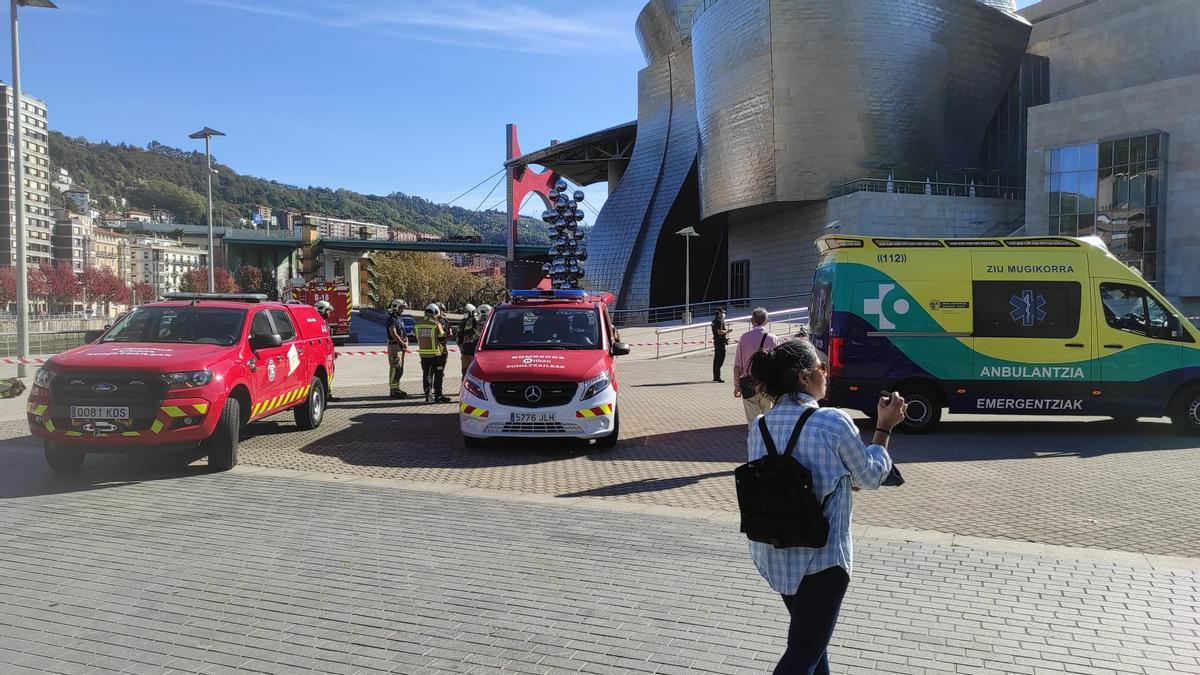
[595, 410, 620, 449]
[1169, 386, 1200, 435]
[205, 397, 240, 471]
[896, 386, 942, 434]
[44, 442, 84, 473]
[293, 376, 326, 431]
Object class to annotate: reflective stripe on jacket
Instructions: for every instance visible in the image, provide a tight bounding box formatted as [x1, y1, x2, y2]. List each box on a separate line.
[414, 318, 445, 357]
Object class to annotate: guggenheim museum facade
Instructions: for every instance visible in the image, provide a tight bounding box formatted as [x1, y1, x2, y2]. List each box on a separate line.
[509, 0, 1200, 315]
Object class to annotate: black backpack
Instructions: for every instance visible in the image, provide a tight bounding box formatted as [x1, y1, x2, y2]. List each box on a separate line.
[735, 408, 831, 549]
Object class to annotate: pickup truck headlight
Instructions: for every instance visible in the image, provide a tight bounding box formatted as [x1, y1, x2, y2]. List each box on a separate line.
[162, 370, 213, 390]
[33, 367, 55, 389]
[581, 372, 611, 401]
[462, 376, 487, 401]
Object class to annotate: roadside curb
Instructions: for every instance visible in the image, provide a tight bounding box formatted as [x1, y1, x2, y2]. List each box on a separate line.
[231, 464, 1200, 573]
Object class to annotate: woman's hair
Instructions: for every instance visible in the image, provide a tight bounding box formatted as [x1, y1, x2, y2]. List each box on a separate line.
[749, 339, 823, 400]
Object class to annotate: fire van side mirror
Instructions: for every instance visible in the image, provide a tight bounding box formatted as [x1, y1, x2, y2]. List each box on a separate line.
[610, 342, 630, 357]
[250, 333, 283, 351]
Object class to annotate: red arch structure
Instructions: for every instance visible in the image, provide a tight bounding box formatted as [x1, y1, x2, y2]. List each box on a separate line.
[505, 124, 557, 286]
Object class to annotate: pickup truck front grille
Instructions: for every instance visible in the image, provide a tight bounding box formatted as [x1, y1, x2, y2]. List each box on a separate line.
[48, 372, 169, 431]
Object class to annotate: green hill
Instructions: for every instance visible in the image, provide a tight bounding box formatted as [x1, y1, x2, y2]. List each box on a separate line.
[48, 132, 545, 244]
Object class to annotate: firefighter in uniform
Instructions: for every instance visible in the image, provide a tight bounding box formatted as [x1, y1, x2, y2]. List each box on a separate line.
[314, 300, 338, 400]
[387, 299, 410, 399]
[458, 303, 481, 376]
[414, 303, 450, 403]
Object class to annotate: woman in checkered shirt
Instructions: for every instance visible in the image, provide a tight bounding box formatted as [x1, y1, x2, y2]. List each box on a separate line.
[747, 339, 906, 674]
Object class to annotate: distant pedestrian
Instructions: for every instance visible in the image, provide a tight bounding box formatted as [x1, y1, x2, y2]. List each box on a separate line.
[711, 308, 731, 382]
[746, 339, 906, 673]
[734, 307, 778, 423]
[386, 300, 410, 399]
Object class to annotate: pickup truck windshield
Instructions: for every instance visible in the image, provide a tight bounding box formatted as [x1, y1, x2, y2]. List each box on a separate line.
[484, 307, 602, 350]
[101, 307, 247, 346]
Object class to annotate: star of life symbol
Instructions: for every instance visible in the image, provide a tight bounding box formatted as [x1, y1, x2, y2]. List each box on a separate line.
[1009, 290, 1047, 327]
[863, 283, 910, 330]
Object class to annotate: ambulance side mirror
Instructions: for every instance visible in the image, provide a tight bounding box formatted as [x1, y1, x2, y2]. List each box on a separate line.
[610, 342, 630, 357]
[1167, 315, 1183, 340]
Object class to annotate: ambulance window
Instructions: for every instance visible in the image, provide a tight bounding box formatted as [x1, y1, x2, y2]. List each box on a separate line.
[269, 310, 297, 342]
[973, 281, 1081, 339]
[810, 281, 832, 337]
[1100, 283, 1180, 341]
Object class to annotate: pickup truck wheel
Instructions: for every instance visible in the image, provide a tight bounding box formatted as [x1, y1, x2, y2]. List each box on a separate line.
[595, 409, 620, 449]
[205, 397, 240, 471]
[293, 377, 326, 430]
[44, 442, 84, 472]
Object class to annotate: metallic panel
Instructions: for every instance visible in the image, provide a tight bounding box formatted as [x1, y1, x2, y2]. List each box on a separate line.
[635, 0, 702, 64]
[691, 0, 1032, 219]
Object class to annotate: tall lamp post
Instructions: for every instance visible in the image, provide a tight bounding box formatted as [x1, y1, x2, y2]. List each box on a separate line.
[10, 0, 57, 378]
[676, 226, 700, 325]
[188, 126, 224, 292]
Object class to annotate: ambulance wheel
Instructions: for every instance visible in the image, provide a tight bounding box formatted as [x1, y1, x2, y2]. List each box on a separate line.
[464, 435, 485, 449]
[205, 397, 240, 471]
[1169, 386, 1200, 434]
[896, 386, 941, 434]
[294, 376, 325, 431]
[595, 410, 620, 449]
[44, 442, 84, 472]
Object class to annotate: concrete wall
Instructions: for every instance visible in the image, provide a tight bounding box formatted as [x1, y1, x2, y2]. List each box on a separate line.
[726, 193, 1025, 302]
[1024, 73, 1200, 310]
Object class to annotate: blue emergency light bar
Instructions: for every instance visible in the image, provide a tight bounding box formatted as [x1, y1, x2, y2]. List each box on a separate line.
[511, 289, 586, 301]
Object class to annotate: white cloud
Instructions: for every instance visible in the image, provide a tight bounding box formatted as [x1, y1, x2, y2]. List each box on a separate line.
[188, 0, 636, 55]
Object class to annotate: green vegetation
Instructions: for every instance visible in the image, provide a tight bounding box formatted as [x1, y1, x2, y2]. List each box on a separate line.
[49, 132, 546, 244]
[371, 252, 507, 310]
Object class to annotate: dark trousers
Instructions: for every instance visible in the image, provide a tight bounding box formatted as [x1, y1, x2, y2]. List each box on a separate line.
[421, 354, 447, 397]
[713, 342, 727, 380]
[775, 565, 850, 675]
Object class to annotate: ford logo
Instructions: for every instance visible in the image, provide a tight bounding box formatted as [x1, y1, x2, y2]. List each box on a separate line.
[524, 386, 543, 403]
[92, 383, 118, 393]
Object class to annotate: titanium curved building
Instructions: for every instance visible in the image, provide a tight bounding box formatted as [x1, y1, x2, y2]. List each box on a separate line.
[509, 0, 1200, 315]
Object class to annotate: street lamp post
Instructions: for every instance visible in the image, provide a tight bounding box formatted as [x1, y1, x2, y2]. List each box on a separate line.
[188, 126, 225, 292]
[10, 0, 57, 378]
[676, 226, 700, 325]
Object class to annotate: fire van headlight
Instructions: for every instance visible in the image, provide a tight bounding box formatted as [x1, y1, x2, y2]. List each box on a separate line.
[463, 376, 488, 401]
[162, 370, 212, 390]
[581, 372, 610, 401]
[33, 366, 56, 389]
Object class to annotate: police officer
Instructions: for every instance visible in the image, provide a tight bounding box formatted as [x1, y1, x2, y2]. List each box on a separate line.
[414, 303, 450, 403]
[458, 303, 482, 376]
[711, 307, 731, 382]
[387, 299, 410, 399]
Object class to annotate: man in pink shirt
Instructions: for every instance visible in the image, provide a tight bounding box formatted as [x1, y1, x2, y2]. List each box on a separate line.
[734, 307, 779, 423]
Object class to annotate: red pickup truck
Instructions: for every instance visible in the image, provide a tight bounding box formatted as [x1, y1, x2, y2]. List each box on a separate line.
[27, 293, 336, 472]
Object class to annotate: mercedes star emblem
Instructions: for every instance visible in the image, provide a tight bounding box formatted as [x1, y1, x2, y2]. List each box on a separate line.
[524, 385, 543, 403]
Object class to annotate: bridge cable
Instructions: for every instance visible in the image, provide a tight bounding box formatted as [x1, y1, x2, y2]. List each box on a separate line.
[443, 168, 505, 207]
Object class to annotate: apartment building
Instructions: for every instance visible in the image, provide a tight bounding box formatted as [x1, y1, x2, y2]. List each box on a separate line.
[129, 235, 206, 297]
[0, 82, 54, 267]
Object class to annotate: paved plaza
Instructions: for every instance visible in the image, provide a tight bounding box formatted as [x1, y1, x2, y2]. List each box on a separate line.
[1, 348, 1199, 672]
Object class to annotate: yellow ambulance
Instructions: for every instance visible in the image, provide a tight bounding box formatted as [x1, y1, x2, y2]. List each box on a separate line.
[808, 235, 1200, 433]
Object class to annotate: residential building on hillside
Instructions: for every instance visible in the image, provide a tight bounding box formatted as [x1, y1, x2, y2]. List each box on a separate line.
[123, 209, 152, 223]
[64, 185, 90, 213]
[129, 236, 206, 297]
[51, 167, 72, 193]
[151, 208, 173, 224]
[298, 214, 389, 240]
[0, 82, 54, 267]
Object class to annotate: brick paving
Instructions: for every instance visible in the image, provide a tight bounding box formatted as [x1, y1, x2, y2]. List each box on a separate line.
[0, 454, 1196, 674]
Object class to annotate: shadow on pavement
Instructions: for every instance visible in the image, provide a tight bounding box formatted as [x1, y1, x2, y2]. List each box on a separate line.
[0, 441, 210, 499]
[557, 470, 735, 498]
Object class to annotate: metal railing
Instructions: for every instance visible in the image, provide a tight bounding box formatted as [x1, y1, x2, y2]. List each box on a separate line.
[654, 306, 810, 359]
[0, 329, 94, 360]
[609, 293, 810, 328]
[831, 178, 1025, 201]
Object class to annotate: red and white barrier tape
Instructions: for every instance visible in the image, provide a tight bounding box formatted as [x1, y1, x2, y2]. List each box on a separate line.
[1, 357, 46, 365]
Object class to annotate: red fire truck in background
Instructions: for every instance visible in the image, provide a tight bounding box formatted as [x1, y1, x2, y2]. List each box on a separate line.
[292, 280, 351, 345]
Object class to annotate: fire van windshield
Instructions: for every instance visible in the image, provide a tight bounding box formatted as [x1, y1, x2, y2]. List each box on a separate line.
[101, 307, 247, 347]
[484, 307, 602, 350]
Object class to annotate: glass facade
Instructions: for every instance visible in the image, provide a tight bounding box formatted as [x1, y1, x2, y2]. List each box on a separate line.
[1047, 133, 1165, 284]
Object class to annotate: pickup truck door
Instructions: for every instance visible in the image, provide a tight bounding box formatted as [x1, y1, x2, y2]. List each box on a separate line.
[247, 309, 291, 420]
[269, 308, 309, 395]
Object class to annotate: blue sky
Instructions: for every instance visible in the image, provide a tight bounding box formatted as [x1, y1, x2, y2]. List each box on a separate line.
[5, 0, 1038, 218]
